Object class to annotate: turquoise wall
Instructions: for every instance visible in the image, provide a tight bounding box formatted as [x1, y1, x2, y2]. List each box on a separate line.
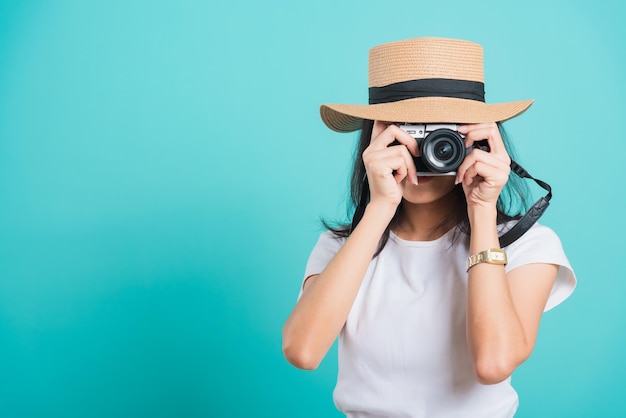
[1, 0, 624, 417]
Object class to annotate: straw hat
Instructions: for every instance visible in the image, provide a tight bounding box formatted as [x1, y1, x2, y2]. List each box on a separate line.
[320, 37, 533, 133]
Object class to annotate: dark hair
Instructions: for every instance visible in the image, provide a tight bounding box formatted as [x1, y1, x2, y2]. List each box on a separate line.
[323, 119, 531, 255]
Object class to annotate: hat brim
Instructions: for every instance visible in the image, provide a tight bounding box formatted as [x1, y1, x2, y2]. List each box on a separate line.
[320, 97, 534, 133]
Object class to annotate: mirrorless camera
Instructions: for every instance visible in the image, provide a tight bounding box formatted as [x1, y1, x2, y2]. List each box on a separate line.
[398, 123, 489, 175]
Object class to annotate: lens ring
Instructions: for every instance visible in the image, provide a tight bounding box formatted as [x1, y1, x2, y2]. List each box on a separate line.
[421, 129, 465, 173]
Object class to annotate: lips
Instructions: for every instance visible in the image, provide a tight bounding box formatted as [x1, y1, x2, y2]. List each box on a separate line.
[416, 176, 433, 184]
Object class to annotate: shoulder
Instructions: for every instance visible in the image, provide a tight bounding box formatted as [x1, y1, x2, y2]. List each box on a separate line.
[504, 222, 576, 311]
[513, 222, 559, 241]
[314, 230, 347, 252]
[504, 223, 566, 264]
[303, 231, 346, 277]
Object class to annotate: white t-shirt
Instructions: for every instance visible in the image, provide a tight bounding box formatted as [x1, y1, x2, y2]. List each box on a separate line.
[303, 223, 576, 418]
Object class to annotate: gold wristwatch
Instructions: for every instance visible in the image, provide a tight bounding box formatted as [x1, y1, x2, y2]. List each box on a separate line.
[466, 248, 507, 272]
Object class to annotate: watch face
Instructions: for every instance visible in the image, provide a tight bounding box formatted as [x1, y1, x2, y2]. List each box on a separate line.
[487, 249, 507, 264]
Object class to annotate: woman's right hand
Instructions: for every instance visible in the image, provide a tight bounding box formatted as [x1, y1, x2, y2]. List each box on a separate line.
[362, 120, 419, 210]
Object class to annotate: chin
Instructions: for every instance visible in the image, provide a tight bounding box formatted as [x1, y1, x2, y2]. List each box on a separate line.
[402, 177, 457, 205]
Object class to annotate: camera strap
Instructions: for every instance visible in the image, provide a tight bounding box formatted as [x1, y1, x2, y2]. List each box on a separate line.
[498, 160, 552, 248]
[350, 160, 552, 248]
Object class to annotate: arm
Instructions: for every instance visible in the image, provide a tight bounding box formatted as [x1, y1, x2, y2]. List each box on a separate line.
[466, 205, 557, 384]
[282, 121, 418, 370]
[456, 123, 558, 384]
[282, 202, 395, 370]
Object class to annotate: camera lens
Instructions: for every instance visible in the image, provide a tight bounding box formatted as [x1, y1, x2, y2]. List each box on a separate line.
[421, 129, 466, 173]
[434, 142, 454, 161]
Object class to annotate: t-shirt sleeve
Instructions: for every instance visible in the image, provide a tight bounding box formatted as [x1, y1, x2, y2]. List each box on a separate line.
[504, 223, 576, 311]
[299, 231, 345, 295]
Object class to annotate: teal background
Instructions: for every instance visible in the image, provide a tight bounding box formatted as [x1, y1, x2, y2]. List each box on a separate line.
[0, 0, 624, 417]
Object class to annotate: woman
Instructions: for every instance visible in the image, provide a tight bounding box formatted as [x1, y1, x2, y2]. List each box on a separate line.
[282, 37, 575, 417]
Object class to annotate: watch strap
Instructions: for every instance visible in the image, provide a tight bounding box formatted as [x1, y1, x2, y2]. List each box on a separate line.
[466, 248, 507, 272]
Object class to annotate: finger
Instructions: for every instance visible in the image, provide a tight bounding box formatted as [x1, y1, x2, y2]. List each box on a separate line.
[369, 121, 396, 150]
[393, 142, 418, 184]
[455, 148, 482, 185]
[462, 163, 480, 187]
[459, 123, 503, 153]
[372, 120, 388, 140]
[456, 148, 510, 184]
[367, 143, 418, 185]
[463, 161, 508, 188]
[458, 123, 508, 159]
[393, 158, 408, 183]
[385, 125, 420, 157]
[369, 122, 419, 156]
[369, 155, 408, 182]
[401, 145, 418, 185]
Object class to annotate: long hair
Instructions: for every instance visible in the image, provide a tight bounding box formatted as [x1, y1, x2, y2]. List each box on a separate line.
[323, 119, 531, 255]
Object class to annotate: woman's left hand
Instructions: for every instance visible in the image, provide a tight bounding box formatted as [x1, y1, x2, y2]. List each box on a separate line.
[455, 123, 511, 210]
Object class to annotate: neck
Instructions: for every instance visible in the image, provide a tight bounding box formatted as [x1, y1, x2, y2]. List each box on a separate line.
[392, 191, 461, 241]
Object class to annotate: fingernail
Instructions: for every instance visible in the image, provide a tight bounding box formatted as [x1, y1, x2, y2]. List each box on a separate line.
[457, 125, 467, 133]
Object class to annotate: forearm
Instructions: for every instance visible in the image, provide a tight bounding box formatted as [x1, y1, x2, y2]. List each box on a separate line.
[282, 202, 395, 369]
[466, 206, 528, 384]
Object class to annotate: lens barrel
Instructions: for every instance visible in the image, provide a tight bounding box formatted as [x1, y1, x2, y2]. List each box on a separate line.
[420, 129, 466, 173]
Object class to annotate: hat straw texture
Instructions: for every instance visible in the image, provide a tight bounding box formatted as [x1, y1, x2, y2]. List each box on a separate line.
[320, 37, 533, 133]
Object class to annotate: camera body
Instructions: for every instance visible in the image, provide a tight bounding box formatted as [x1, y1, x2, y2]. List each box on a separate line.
[398, 123, 488, 175]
